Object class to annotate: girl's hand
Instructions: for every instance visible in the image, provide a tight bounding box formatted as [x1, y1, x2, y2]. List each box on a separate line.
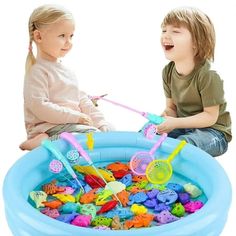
[156, 116, 178, 134]
[99, 123, 115, 132]
[99, 125, 110, 132]
[78, 114, 93, 126]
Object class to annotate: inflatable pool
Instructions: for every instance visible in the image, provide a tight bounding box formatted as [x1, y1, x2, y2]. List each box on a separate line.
[3, 132, 232, 236]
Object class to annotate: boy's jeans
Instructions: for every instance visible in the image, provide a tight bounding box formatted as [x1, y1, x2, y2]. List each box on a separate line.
[168, 128, 228, 157]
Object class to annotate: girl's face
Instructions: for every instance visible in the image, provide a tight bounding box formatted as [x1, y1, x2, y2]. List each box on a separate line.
[160, 24, 195, 63]
[35, 19, 75, 61]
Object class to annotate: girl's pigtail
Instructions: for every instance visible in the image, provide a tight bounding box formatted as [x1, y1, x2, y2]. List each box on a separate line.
[25, 22, 36, 77]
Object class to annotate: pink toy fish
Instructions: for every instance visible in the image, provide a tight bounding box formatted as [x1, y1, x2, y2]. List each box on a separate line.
[41, 207, 60, 219]
[71, 214, 92, 227]
[184, 200, 204, 213]
[60, 186, 75, 195]
[97, 200, 118, 214]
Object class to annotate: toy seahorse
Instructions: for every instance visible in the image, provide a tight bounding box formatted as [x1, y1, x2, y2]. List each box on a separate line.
[86, 133, 94, 150]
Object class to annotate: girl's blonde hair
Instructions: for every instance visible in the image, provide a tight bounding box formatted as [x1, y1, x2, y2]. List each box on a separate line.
[161, 7, 215, 63]
[25, 4, 73, 75]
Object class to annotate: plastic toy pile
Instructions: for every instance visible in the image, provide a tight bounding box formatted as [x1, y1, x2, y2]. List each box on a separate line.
[29, 158, 205, 230]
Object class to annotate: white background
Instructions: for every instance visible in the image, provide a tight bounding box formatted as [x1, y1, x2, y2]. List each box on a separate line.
[0, 0, 235, 235]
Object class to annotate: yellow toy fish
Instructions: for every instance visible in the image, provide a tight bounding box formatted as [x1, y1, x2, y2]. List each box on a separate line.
[74, 165, 115, 182]
[52, 193, 75, 203]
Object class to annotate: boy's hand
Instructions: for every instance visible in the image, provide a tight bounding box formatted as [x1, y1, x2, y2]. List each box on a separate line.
[156, 116, 177, 134]
[78, 114, 93, 126]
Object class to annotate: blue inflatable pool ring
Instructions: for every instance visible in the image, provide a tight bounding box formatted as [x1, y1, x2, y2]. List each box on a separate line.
[3, 132, 232, 236]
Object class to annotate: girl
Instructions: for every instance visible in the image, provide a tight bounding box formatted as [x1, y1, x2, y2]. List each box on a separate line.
[157, 7, 232, 157]
[20, 4, 113, 151]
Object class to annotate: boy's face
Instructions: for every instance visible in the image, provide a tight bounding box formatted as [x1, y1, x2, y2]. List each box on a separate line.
[34, 19, 75, 61]
[160, 24, 195, 63]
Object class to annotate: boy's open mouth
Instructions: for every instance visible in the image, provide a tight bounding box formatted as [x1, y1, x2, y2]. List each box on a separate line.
[164, 44, 174, 50]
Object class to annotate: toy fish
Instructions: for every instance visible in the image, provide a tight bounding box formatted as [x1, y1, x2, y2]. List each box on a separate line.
[74, 165, 115, 182]
[59, 202, 80, 214]
[178, 192, 190, 204]
[127, 186, 144, 194]
[171, 202, 185, 217]
[120, 173, 132, 187]
[184, 200, 204, 213]
[126, 181, 148, 192]
[96, 189, 113, 206]
[111, 216, 123, 230]
[133, 180, 149, 189]
[166, 183, 184, 193]
[60, 186, 75, 195]
[53, 193, 75, 203]
[74, 188, 84, 202]
[132, 175, 148, 182]
[154, 203, 171, 213]
[124, 213, 154, 229]
[113, 170, 129, 179]
[97, 200, 118, 214]
[157, 189, 178, 205]
[42, 199, 63, 209]
[84, 174, 106, 188]
[103, 208, 134, 219]
[41, 207, 60, 219]
[128, 192, 148, 205]
[79, 203, 97, 220]
[42, 180, 65, 195]
[71, 214, 92, 227]
[184, 183, 202, 198]
[80, 188, 99, 204]
[112, 190, 130, 207]
[93, 225, 111, 230]
[106, 162, 129, 172]
[29, 191, 47, 208]
[91, 216, 112, 227]
[154, 210, 179, 224]
[146, 189, 159, 199]
[56, 212, 78, 223]
[130, 203, 148, 215]
[143, 198, 158, 208]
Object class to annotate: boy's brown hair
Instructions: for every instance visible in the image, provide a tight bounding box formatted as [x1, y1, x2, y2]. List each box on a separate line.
[161, 7, 215, 63]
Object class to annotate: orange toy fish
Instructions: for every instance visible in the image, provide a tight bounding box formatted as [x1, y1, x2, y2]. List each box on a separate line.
[113, 190, 130, 207]
[124, 213, 154, 229]
[106, 162, 129, 172]
[132, 175, 148, 182]
[42, 199, 63, 209]
[80, 188, 99, 204]
[42, 180, 65, 195]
